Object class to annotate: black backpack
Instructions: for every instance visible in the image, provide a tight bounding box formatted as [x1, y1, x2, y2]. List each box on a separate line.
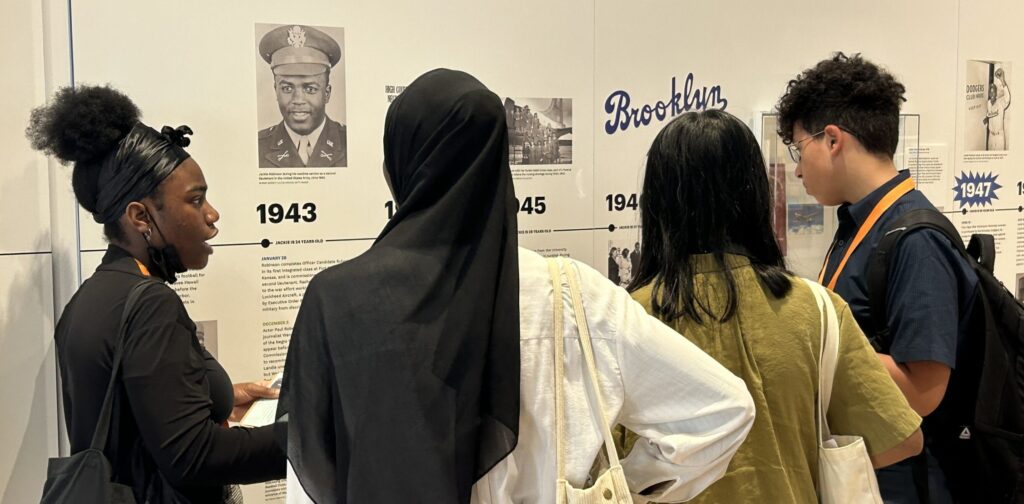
[867, 208, 1024, 503]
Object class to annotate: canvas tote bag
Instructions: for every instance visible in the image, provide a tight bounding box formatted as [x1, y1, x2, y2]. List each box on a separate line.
[803, 278, 883, 504]
[548, 258, 632, 504]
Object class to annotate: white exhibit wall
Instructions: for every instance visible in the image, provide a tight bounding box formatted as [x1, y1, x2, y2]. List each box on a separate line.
[0, 0, 62, 502]
[954, 0, 1023, 292]
[1, 0, 1020, 501]
[66, 0, 595, 501]
[592, 0, 961, 278]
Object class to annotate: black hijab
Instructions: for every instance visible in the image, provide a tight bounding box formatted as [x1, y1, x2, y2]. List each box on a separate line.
[278, 68, 520, 503]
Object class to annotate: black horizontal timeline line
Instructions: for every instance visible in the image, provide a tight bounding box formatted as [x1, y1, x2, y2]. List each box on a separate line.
[549, 224, 628, 233]
[214, 242, 264, 247]
[551, 226, 604, 233]
[82, 238, 377, 254]
[82, 242, 262, 253]
[324, 237, 376, 243]
[0, 250, 52, 257]
[942, 206, 1023, 214]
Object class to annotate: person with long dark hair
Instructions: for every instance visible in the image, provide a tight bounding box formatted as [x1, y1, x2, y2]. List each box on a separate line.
[28, 85, 285, 503]
[280, 69, 755, 504]
[623, 109, 924, 503]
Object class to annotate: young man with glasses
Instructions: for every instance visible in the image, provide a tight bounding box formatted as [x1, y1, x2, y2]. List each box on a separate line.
[776, 53, 978, 503]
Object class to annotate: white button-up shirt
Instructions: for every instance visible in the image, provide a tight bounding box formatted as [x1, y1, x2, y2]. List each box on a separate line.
[288, 248, 754, 503]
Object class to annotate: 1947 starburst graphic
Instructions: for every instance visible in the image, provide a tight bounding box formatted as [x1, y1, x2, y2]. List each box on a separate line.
[953, 171, 1001, 208]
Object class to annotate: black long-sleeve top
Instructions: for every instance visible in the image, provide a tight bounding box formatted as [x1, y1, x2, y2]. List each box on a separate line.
[56, 245, 285, 503]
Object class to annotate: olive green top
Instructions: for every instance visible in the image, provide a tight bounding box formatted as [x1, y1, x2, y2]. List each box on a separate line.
[625, 254, 920, 503]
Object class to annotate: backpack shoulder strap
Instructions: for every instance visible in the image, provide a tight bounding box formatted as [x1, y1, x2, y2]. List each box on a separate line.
[867, 209, 968, 349]
[966, 234, 996, 274]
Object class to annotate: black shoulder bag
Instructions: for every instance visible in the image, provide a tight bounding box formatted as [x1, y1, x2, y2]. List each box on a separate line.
[41, 279, 159, 504]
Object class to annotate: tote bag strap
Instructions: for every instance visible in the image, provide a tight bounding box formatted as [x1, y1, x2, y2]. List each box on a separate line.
[89, 279, 160, 451]
[547, 258, 568, 481]
[561, 258, 622, 470]
[802, 278, 841, 445]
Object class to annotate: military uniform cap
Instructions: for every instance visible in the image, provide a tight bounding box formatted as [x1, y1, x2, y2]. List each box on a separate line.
[260, 25, 341, 76]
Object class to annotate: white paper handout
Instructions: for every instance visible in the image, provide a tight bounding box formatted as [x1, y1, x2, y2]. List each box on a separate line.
[238, 372, 284, 428]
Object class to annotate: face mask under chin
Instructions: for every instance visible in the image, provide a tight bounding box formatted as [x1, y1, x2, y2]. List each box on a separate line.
[146, 243, 187, 284]
[141, 207, 187, 284]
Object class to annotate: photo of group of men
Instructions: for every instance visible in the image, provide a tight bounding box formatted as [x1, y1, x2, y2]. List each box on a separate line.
[503, 97, 573, 165]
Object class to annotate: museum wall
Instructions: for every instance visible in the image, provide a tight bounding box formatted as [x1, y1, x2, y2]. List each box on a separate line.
[1, 0, 1019, 501]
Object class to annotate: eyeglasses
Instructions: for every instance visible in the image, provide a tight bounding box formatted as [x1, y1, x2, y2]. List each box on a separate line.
[787, 130, 825, 163]
[787, 127, 860, 163]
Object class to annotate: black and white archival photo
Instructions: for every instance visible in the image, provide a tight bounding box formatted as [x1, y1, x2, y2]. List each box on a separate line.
[255, 23, 348, 168]
[965, 60, 1011, 151]
[503, 97, 572, 165]
[194, 320, 219, 359]
[606, 240, 641, 288]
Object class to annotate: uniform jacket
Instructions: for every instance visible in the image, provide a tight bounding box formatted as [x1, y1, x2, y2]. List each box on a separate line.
[258, 117, 347, 168]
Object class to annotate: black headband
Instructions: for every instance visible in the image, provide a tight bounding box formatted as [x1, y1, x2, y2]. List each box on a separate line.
[92, 123, 192, 224]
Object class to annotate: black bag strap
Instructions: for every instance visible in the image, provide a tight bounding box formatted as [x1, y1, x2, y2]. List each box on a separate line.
[967, 234, 996, 274]
[911, 453, 931, 504]
[866, 209, 970, 350]
[866, 209, 971, 503]
[866, 211, 1000, 502]
[89, 279, 160, 451]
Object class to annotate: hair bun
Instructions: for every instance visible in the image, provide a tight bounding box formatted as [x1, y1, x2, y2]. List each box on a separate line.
[26, 85, 140, 165]
[161, 125, 193, 147]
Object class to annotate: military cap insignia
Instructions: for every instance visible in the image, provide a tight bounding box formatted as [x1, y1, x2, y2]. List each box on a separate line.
[260, 24, 341, 75]
[287, 26, 307, 48]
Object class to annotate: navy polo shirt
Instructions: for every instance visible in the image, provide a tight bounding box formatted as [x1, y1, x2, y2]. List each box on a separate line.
[821, 170, 978, 367]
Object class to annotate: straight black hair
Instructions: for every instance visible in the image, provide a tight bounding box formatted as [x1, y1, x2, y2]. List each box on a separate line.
[629, 109, 792, 324]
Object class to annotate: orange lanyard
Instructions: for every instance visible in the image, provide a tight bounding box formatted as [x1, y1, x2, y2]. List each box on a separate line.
[817, 177, 916, 290]
[134, 259, 152, 277]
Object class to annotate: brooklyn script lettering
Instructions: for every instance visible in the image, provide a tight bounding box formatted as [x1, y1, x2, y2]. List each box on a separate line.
[604, 73, 728, 134]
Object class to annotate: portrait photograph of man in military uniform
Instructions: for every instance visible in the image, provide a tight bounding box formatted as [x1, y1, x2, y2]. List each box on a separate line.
[255, 23, 347, 168]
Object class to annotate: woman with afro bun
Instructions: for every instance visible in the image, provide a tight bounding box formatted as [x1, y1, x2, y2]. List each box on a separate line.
[29, 85, 284, 503]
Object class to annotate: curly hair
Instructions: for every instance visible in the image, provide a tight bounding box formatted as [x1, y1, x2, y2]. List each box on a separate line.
[26, 85, 142, 240]
[775, 52, 906, 158]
